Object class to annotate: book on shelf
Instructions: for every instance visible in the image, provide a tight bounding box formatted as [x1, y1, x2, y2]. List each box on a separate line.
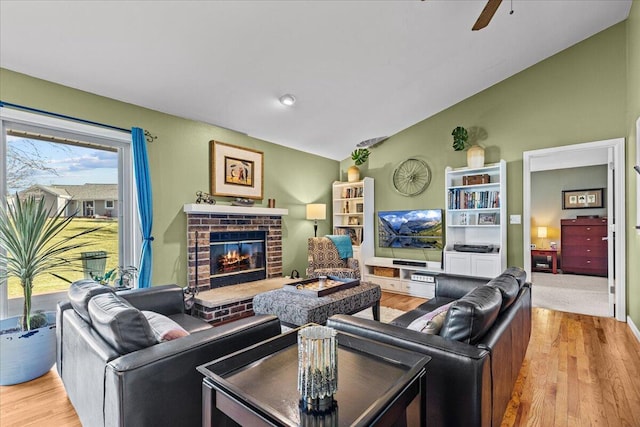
[333, 227, 362, 245]
[341, 186, 364, 199]
[447, 189, 500, 209]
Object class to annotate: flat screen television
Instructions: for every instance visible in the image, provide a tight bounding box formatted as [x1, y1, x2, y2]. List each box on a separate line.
[377, 209, 443, 249]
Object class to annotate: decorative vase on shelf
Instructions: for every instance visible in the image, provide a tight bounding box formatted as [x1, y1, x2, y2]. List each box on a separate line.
[467, 145, 485, 168]
[347, 165, 360, 182]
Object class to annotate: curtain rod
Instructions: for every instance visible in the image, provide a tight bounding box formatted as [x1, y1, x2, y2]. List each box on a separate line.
[0, 100, 157, 143]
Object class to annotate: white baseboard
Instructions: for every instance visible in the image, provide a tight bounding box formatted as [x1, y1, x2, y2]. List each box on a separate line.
[628, 315, 640, 343]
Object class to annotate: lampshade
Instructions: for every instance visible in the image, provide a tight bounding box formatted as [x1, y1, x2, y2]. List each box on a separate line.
[306, 204, 326, 220]
[537, 226, 548, 239]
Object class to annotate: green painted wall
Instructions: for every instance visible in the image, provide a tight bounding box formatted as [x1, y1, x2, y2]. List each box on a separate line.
[626, 1, 639, 328]
[341, 23, 632, 307]
[0, 68, 339, 285]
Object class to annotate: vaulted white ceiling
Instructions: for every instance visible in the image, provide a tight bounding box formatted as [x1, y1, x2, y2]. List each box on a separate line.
[0, 1, 632, 160]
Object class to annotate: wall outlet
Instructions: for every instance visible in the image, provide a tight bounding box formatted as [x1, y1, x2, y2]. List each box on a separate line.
[510, 215, 522, 224]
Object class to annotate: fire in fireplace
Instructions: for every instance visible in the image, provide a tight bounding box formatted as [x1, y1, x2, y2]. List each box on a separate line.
[209, 231, 266, 288]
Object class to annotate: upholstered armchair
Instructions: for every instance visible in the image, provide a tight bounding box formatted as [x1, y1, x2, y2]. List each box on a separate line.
[306, 236, 361, 279]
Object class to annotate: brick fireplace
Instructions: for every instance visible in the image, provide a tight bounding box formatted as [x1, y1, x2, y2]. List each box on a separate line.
[183, 204, 289, 324]
[184, 204, 289, 292]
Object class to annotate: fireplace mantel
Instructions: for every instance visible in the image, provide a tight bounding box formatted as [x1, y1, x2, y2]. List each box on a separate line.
[183, 203, 288, 216]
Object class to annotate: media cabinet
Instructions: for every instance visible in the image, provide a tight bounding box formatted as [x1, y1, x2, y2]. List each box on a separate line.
[363, 257, 443, 299]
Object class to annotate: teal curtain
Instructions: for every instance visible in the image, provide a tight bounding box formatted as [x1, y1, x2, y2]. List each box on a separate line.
[131, 127, 153, 288]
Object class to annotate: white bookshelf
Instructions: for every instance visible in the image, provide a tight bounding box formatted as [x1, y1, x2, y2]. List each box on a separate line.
[332, 178, 374, 277]
[443, 160, 507, 277]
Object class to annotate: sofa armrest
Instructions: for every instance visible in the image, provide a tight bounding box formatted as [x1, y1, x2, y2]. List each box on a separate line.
[327, 314, 493, 427]
[56, 301, 72, 376]
[347, 257, 360, 271]
[58, 308, 123, 427]
[103, 314, 281, 427]
[327, 315, 487, 359]
[306, 254, 317, 277]
[118, 284, 185, 315]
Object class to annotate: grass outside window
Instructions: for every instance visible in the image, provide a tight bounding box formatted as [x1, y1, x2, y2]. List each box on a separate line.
[6, 218, 119, 298]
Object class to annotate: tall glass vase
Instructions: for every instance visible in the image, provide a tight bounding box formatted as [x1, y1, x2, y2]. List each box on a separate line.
[297, 325, 338, 412]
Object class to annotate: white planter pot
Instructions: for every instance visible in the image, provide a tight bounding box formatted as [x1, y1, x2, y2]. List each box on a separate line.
[347, 165, 360, 182]
[467, 145, 485, 168]
[0, 312, 56, 385]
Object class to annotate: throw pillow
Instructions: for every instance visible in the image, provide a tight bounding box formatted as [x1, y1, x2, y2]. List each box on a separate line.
[143, 311, 190, 342]
[420, 310, 448, 335]
[88, 293, 157, 354]
[407, 302, 454, 332]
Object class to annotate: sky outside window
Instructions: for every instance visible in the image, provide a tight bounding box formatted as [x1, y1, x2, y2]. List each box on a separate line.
[7, 135, 118, 193]
[5, 134, 120, 298]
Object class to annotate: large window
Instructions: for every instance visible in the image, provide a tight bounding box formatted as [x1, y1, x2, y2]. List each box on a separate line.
[0, 108, 139, 318]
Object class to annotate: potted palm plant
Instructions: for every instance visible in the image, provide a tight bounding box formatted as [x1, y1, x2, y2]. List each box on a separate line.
[0, 194, 100, 385]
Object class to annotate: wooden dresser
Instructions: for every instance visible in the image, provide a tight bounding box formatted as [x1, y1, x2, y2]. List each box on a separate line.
[560, 217, 608, 276]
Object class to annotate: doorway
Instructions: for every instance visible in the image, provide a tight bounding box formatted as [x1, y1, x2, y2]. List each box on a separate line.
[523, 138, 626, 321]
[83, 200, 95, 217]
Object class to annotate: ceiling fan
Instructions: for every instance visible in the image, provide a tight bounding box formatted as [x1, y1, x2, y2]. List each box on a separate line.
[420, 0, 503, 31]
[472, 0, 503, 31]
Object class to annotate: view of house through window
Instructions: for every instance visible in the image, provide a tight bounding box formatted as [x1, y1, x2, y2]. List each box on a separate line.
[5, 132, 120, 299]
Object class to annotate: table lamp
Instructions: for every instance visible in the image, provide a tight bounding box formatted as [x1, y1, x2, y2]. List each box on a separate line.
[537, 226, 548, 249]
[306, 204, 326, 237]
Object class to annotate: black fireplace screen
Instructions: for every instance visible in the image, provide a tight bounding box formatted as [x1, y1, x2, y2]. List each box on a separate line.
[210, 231, 266, 287]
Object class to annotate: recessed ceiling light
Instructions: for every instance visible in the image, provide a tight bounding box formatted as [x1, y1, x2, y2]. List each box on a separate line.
[279, 94, 296, 107]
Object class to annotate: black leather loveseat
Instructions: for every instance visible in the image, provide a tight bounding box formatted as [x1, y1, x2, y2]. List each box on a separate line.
[56, 281, 281, 427]
[327, 267, 531, 427]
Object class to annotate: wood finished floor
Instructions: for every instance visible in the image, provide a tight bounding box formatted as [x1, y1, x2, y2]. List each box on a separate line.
[2, 291, 639, 426]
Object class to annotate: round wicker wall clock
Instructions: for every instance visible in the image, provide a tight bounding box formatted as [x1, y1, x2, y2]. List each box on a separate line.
[392, 158, 431, 196]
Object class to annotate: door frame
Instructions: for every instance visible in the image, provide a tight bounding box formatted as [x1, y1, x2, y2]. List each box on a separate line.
[83, 200, 95, 217]
[523, 138, 626, 321]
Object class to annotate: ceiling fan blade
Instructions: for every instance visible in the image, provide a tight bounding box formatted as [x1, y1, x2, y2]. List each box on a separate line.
[472, 0, 503, 31]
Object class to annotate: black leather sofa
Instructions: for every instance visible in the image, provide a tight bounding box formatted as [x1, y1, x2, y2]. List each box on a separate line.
[327, 267, 532, 427]
[56, 281, 281, 427]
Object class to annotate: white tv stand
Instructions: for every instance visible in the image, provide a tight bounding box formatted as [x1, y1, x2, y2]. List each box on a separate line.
[363, 257, 443, 299]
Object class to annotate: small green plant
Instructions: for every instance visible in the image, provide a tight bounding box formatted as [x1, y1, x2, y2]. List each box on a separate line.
[90, 265, 138, 288]
[452, 126, 469, 151]
[90, 268, 117, 285]
[0, 195, 100, 330]
[351, 148, 370, 166]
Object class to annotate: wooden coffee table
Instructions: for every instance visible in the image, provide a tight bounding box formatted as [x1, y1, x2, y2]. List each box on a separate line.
[198, 326, 430, 426]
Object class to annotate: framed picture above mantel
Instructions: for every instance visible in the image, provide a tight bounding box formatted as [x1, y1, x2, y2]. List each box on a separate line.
[562, 188, 604, 209]
[210, 141, 264, 200]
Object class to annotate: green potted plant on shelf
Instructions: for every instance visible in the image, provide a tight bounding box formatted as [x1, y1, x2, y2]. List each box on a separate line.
[0, 194, 100, 385]
[452, 126, 485, 168]
[348, 148, 370, 182]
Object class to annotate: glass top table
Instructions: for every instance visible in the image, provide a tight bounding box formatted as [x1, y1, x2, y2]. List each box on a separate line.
[198, 325, 431, 427]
